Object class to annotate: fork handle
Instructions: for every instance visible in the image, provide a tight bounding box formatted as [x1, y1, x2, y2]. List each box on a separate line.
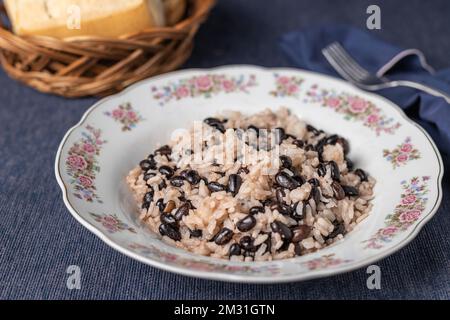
[390, 80, 450, 104]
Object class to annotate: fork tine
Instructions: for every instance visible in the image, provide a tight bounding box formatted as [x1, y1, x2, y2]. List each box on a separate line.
[329, 43, 370, 80]
[322, 45, 361, 83]
[326, 44, 367, 81]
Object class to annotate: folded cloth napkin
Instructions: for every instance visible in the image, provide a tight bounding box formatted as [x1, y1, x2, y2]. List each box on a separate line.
[280, 25, 450, 159]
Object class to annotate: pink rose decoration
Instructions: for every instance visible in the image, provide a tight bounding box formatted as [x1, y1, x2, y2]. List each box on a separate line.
[366, 114, 379, 124]
[78, 175, 93, 187]
[222, 80, 235, 92]
[82, 143, 95, 153]
[401, 194, 416, 205]
[400, 143, 413, 153]
[381, 226, 398, 236]
[126, 111, 137, 120]
[396, 153, 409, 163]
[112, 109, 124, 119]
[176, 86, 190, 98]
[399, 210, 421, 223]
[348, 98, 368, 114]
[287, 84, 298, 94]
[277, 76, 290, 85]
[101, 216, 119, 232]
[326, 97, 341, 108]
[67, 155, 87, 170]
[195, 75, 213, 91]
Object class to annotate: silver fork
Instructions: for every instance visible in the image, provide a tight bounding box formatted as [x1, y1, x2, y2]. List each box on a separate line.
[322, 42, 450, 104]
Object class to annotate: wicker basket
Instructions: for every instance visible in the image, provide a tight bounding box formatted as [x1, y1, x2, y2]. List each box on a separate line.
[0, 0, 215, 97]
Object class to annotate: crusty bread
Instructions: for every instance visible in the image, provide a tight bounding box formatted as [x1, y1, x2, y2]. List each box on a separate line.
[4, 0, 167, 38]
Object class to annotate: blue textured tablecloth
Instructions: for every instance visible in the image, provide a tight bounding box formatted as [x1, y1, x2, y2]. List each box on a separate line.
[0, 0, 449, 299]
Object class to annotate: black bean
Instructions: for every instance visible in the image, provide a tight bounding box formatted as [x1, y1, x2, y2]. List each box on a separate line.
[159, 223, 181, 241]
[239, 236, 256, 252]
[275, 172, 299, 190]
[308, 178, 320, 187]
[261, 198, 274, 207]
[143, 191, 153, 203]
[174, 203, 190, 221]
[328, 223, 346, 239]
[229, 243, 241, 257]
[190, 229, 203, 238]
[155, 145, 171, 156]
[326, 134, 339, 145]
[160, 213, 177, 225]
[139, 159, 153, 171]
[315, 137, 328, 153]
[169, 176, 185, 187]
[336, 137, 350, 155]
[291, 201, 305, 220]
[185, 170, 201, 185]
[270, 221, 293, 241]
[292, 225, 311, 243]
[329, 161, 340, 181]
[279, 155, 292, 168]
[228, 174, 242, 196]
[159, 165, 174, 178]
[141, 202, 150, 210]
[278, 203, 293, 215]
[317, 163, 327, 177]
[274, 127, 286, 144]
[292, 175, 305, 186]
[354, 168, 368, 182]
[331, 181, 346, 200]
[345, 158, 354, 171]
[158, 179, 167, 191]
[214, 228, 233, 245]
[311, 186, 322, 204]
[304, 144, 315, 152]
[275, 188, 285, 204]
[293, 139, 304, 148]
[211, 122, 226, 133]
[204, 117, 222, 125]
[236, 215, 257, 232]
[294, 243, 303, 256]
[306, 124, 320, 136]
[207, 181, 226, 193]
[342, 185, 359, 197]
[143, 172, 156, 181]
[156, 198, 165, 212]
[147, 155, 157, 169]
[249, 206, 265, 215]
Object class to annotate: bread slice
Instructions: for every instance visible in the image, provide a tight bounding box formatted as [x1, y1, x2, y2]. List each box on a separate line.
[4, 0, 166, 39]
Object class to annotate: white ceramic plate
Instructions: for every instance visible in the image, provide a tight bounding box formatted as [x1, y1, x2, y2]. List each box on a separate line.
[55, 65, 443, 283]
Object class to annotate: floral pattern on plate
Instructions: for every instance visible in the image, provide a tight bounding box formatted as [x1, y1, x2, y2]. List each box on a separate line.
[128, 243, 281, 275]
[65, 125, 106, 203]
[104, 102, 143, 131]
[363, 176, 429, 249]
[151, 74, 257, 106]
[383, 137, 421, 169]
[270, 73, 303, 97]
[304, 84, 401, 135]
[90, 212, 136, 234]
[301, 254, 352, 271]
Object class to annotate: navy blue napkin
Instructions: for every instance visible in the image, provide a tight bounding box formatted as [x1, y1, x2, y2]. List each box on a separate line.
[280, 25, 450, 158]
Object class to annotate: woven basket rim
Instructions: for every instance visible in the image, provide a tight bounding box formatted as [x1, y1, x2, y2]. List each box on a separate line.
[0, 0, 216, 98]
